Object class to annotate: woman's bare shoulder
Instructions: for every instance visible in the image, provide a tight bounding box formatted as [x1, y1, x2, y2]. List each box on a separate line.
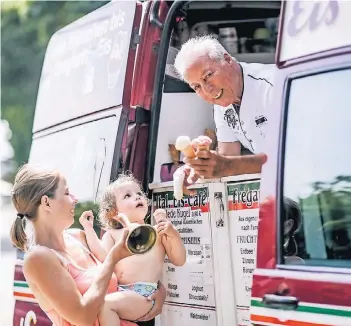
[65, 228, 89, 248]
[24, 245, 62, 279]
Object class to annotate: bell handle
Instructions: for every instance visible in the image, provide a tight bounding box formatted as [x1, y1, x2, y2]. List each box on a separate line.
[117, 213, 132, 228]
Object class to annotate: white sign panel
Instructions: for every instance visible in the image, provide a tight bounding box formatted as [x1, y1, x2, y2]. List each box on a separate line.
[153, 186, 217, 326]
[227, 180, 260, 326]
[34, 1, 136, 131]
[280, 0, 351, 62]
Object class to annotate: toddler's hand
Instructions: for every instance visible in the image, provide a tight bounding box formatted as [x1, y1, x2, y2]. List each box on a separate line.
[156, 220, 178, 238]
[79, 210, 94, 230]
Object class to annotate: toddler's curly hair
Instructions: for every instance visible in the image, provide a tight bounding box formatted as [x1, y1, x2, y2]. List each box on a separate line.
[98, 172, 147, 230]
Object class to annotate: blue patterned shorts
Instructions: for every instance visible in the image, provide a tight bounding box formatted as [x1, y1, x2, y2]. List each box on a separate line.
[118, 282, 157, 299]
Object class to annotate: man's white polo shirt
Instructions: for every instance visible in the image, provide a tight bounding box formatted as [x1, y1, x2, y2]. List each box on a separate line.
[214, 62, 276, 154]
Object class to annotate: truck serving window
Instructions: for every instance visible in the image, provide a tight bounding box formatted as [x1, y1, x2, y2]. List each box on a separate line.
[281, 67, 351, 268]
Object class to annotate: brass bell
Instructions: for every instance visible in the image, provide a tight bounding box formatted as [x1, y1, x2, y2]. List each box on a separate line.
[118, 214, 157, 255]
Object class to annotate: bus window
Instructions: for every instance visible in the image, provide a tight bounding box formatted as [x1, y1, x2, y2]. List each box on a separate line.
[281, 67, 351, 267]
[29, 116, 119, 230]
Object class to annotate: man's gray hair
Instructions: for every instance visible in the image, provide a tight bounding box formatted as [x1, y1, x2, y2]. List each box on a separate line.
[174, 35, 228, 80]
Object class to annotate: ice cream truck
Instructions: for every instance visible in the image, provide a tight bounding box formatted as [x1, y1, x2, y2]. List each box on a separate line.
[12, 0, 351, 326]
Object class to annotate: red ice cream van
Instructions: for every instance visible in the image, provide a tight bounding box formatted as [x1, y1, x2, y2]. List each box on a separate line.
[12, 1, 351, 326]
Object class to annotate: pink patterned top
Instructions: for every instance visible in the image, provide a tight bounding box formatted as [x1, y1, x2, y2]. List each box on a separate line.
[43, 234, 136, 326]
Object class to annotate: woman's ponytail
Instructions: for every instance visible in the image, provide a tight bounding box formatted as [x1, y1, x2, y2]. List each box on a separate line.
[10, 215, 28, 251]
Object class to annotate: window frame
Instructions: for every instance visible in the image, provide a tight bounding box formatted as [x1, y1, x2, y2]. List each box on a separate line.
[276, 63, 351, 272]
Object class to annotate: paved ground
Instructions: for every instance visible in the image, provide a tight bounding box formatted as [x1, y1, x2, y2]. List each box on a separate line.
[1, 204, 16, 326]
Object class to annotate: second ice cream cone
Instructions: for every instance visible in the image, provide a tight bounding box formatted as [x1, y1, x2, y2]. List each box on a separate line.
[192, 135, 212, 154]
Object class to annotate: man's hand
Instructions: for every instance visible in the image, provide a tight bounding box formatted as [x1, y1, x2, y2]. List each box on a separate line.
[183, 150, 230, 179]
[182, 165, 200, 188]
[174, 165, 200, 197]
[184, 150, 267, 178]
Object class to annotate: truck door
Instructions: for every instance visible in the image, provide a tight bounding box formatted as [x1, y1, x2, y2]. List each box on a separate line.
[251, 1, 351, 325]
[127, 0, 169, 183]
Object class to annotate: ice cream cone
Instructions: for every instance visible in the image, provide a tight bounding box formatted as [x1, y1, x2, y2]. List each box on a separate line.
[192, 135, 212, 154]
[153, 208, 167, 223]
[175, 136, 196, 158]
[182, 145, 196, 158]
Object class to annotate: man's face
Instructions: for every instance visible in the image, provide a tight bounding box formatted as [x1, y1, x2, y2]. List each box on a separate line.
[184, 54, 239, 107]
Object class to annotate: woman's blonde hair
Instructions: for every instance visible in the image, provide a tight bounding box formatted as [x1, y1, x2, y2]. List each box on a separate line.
[98, 172, 147, 230]
[10, 164, 60, 251]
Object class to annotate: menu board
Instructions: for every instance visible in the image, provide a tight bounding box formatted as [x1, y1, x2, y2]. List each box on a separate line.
[153, 186, 217, 326]
[227, 180, 260, 326]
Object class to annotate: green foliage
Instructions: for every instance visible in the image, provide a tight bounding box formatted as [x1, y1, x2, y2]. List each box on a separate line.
[73, 200, 101, 233]
[298, 175, 351, 259]
[1, 1, 108, 179]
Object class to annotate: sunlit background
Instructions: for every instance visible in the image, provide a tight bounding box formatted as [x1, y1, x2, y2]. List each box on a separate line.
[1, 2, 109, 324]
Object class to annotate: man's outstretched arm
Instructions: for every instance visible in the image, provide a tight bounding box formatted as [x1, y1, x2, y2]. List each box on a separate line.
[184, 150, 267, 179]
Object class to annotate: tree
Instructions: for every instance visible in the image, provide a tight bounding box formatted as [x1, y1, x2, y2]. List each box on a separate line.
[1, 1, 108, 180]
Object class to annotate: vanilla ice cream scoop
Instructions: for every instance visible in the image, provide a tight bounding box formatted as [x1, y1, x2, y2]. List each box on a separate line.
[175, 136, 196, 158]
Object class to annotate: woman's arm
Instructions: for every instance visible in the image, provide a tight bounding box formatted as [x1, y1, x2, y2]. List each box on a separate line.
[136, 281, 167, 322]
[24, 230, 129, 326]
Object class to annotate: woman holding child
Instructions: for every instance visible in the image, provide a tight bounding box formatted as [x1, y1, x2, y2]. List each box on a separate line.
[10, 164, 184, 326]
